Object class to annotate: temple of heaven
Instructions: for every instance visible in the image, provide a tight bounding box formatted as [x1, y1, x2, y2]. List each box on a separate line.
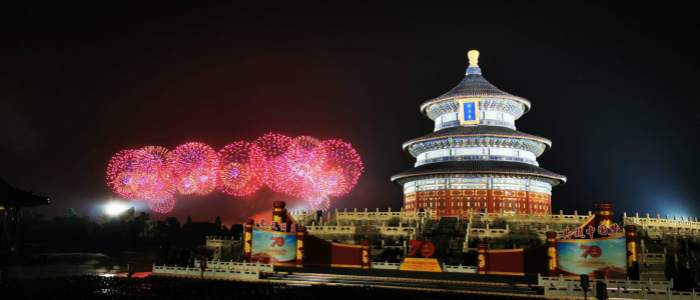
[391, 50, 566, 217]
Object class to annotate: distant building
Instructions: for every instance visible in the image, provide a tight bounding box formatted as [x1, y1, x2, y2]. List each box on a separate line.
[391, 50, 566, 217]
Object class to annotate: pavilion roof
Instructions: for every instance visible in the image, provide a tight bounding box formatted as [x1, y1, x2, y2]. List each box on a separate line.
[0, 178, 50, 207]
[390, 160, 566, 185]
[403, 125, 551, 150]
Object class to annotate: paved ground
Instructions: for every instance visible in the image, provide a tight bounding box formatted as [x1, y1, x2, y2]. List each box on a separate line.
[1, 275, 544, 299]
[271, 266, 543, 297]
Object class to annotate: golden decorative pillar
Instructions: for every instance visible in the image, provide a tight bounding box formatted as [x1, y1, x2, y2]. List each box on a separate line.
[272, 201, 286, 226]
[625, 225, 640, 280]
[546, 231, 558, 276]
[477, 244, 488, 274]
[295, 227, 306, 268]
[595, 203, 614, 228]
[243, 219, 254, 261]
[361, 240, 371, 269]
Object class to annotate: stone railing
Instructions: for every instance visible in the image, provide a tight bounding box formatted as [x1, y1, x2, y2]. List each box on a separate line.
[305, 225, 357, 235]
[538, 274, 673, 290]
[152, 265, 262, 281]
[469, 211, 593, 226]
[625, 213, 700, 238]
[290, 208, 431, 223]
[466, 223, 565, 241]
[444, 264, 477, 273]
[468, 226, 511, 239]
[371, 261, 400, 270]
[370, 261, 476, 273]
[304, 225, 416, 238]
[334, 209, 431, 226]
[206, 236, 239, 241]
[379, 225, 415, 237]
[544, 285, 697, 299]
[194, 260, 273, 272]
[538, 274, 679, 298]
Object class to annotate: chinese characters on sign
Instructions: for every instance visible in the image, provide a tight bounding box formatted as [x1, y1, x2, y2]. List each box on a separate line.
[459, 98, 480, 125]
[561, 223, 621, 239]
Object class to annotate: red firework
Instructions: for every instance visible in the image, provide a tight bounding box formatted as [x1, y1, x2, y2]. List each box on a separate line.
[165, 142, 219, 195]
[105, 133, 364, 213]
[316, 139, 364, 196]
[218, 141, 265, 196]
[132, 146, 175, 201]
[106, 149, 141, 199]
[254, 133, 293, 186]
[148, 197, 176, 214]
[267, 136, 325, 197]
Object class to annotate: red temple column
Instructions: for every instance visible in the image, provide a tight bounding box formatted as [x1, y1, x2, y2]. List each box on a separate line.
[625, 225, 640, 280]
[487, 190, 494, 213]
[295, 227, 306, 268]
[546, 231, 559, 276]
[361, 240, 371, 269]
[243, 219, 254, 261]
[477, 243, 488, 274]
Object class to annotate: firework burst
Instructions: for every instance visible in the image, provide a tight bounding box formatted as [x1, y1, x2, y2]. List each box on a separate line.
[218, 141, 265, 196]
[106, 134, 364, 213]
[106, 149, 141, 199]
[166, 142, 219, 195]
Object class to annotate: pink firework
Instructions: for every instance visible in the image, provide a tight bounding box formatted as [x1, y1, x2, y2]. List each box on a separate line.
[166, 142, 219, 195]
[130, 146, 175, 201]
[148, 197, 176, 214]
[218, 141, 265, 196]
[105, 134, 365, 213]
[106, 149, 141, 199]
[269, 136, 327, 197]
[316, 139, 364, 196]
[254, 133, 292, 186]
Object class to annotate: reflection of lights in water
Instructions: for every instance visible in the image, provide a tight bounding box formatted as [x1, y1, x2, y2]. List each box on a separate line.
[104, 201, 130, 216]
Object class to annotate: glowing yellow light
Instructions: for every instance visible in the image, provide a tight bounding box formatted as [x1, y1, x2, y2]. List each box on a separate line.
[104, 201, 130, 217]
[468, 49, 480, 67]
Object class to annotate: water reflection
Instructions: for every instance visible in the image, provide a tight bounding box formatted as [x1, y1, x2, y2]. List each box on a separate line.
[8, 252, 155, 279]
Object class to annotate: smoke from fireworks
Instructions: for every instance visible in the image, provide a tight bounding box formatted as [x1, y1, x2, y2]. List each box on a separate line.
[106, 133, 363, 213]
[148, 197, 177, 214]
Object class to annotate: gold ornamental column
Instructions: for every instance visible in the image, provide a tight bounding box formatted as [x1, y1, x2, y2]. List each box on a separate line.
[272, 201, 286, 225]
[625, 225, 640, 280]
[361, 240, 371, 269]
[295, 226, 306, 268]
[545, 231, 558, 276]
[595, 203, 614, 228]
[477, 244, 488, 274]
[243, 219, 254, 261]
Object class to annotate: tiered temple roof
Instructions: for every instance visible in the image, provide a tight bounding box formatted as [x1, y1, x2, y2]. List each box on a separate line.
[390, 161, 567, 185]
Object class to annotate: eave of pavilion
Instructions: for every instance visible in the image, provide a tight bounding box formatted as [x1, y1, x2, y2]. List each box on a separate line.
[0, 178, 50, 207]
[403, 125, 551, 150]
[390, 161, 567, 186]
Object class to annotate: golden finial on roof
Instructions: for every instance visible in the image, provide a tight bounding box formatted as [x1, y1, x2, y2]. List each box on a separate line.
[467, 49, 480, 67]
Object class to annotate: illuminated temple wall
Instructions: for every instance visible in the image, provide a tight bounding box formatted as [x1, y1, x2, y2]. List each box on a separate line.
[402, 176, 552, 217]
[404, 189, 550, 216]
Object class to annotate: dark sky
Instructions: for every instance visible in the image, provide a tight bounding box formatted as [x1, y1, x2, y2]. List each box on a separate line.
[2, 2, 699, 224]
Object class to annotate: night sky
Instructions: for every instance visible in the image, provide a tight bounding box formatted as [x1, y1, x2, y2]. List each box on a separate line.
[3, 3, 699, 224]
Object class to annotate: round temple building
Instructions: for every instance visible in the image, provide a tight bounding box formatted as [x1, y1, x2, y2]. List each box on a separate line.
[391, 50, 566, 217]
